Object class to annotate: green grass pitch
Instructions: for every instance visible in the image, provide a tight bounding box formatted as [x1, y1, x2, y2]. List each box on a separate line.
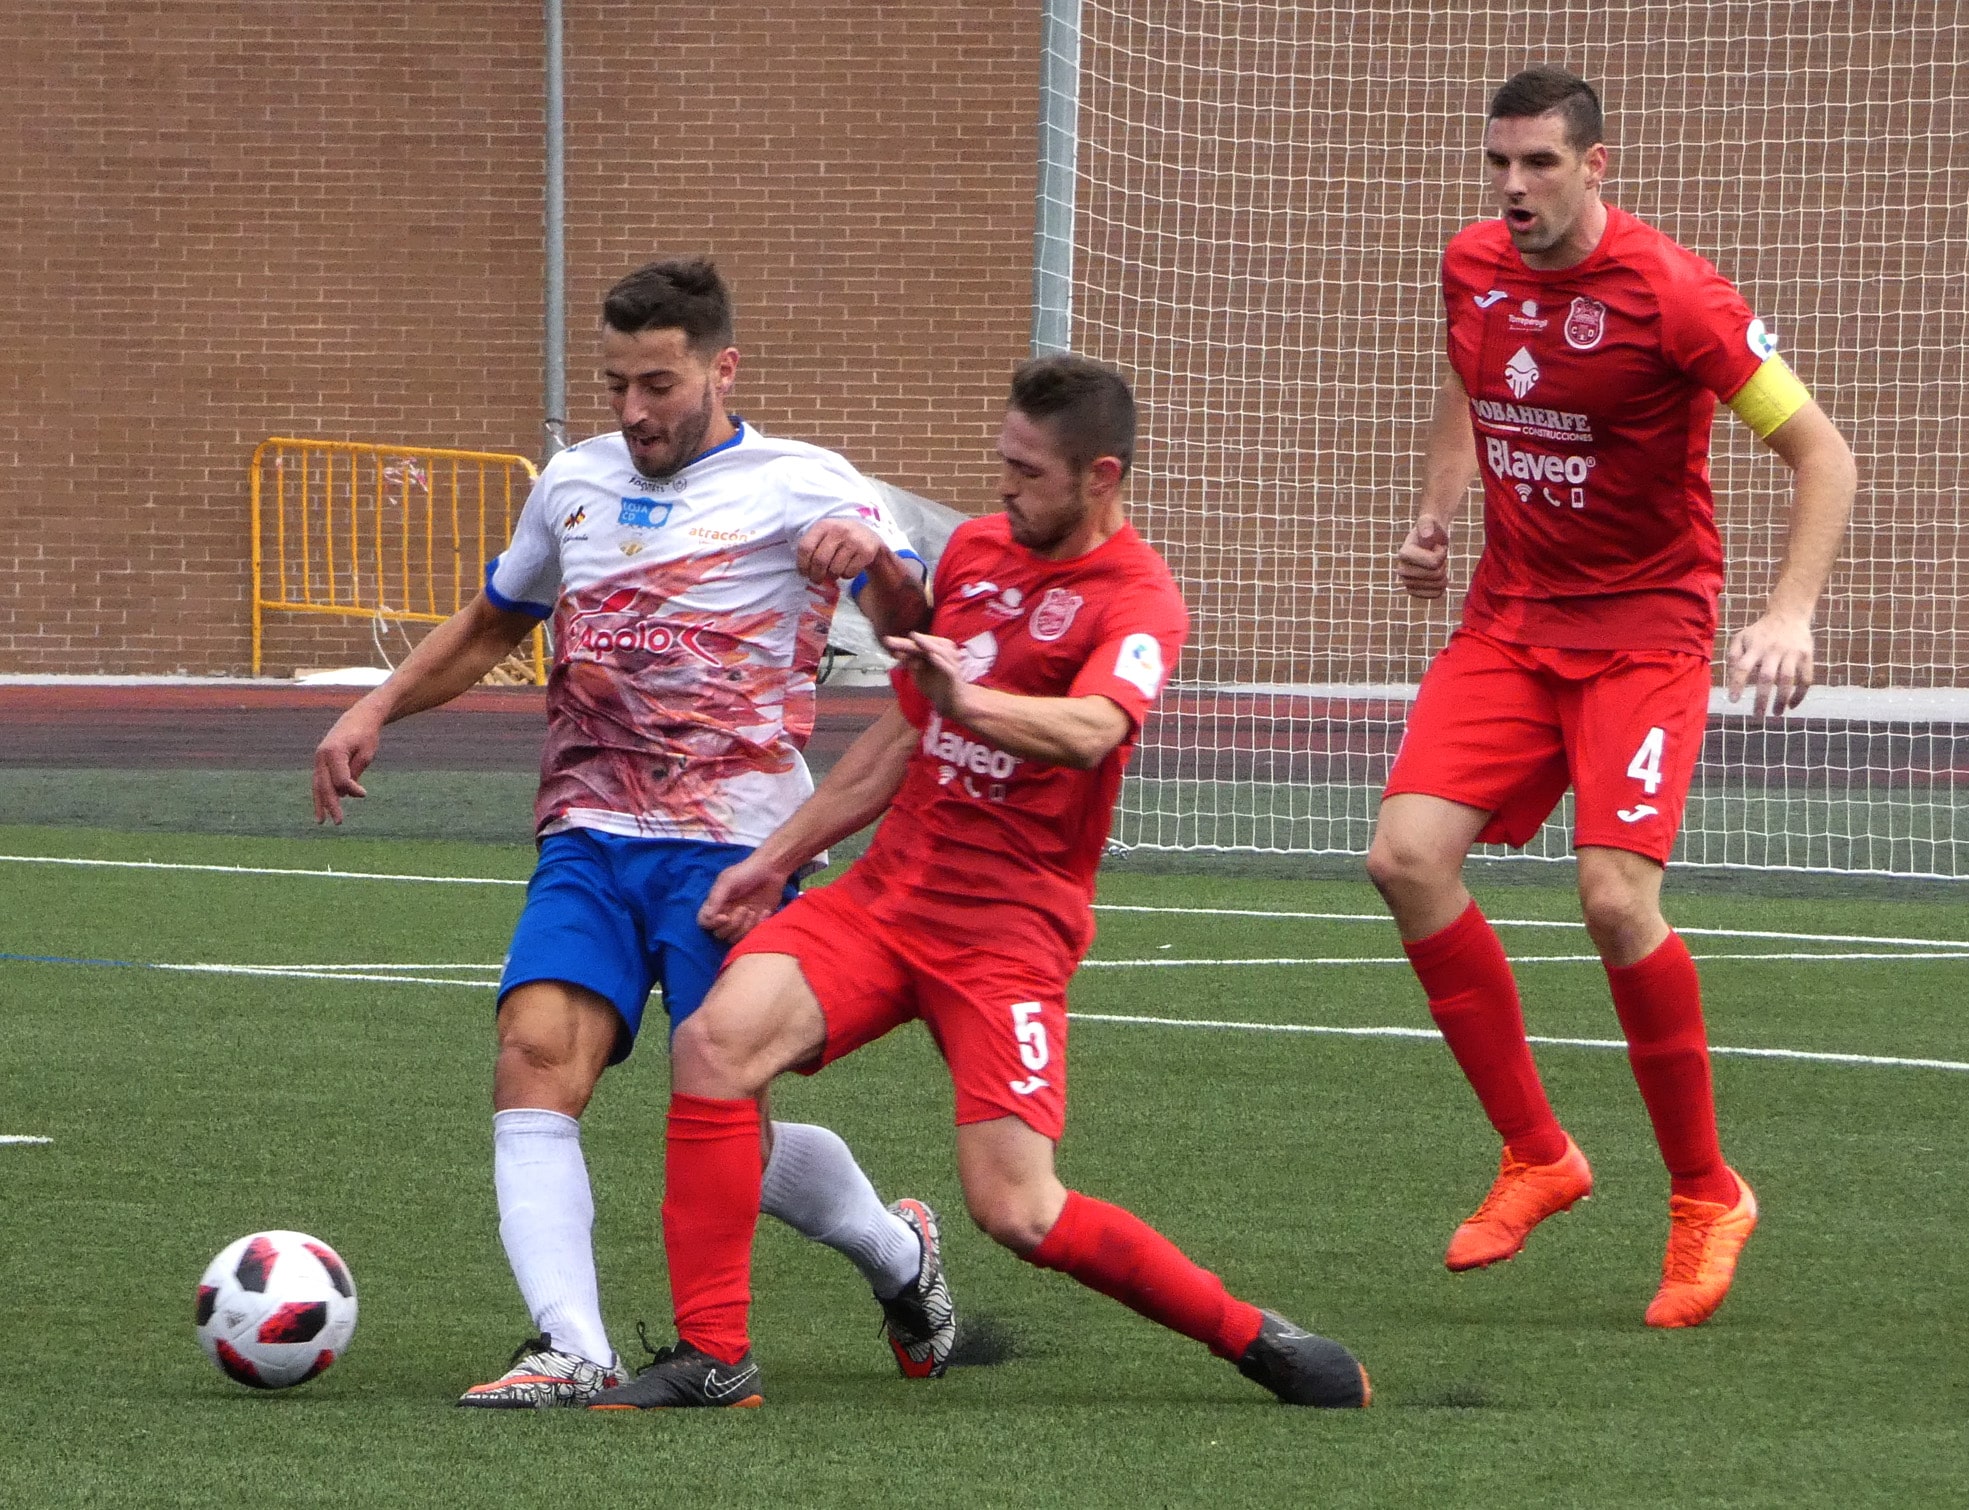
[1, 822, 1964, 1507]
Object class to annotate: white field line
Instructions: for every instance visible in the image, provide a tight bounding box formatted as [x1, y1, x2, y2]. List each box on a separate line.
[1092, 904, 1969, 953]
[5, 953, 1960, 1074]
[0, 854, 525, 886]
[1079, 951, 1969, 967]
[1069, 1012, 1969, 1074]
[6, 853, 1962, 954]
[0, 1136, 53, 1145]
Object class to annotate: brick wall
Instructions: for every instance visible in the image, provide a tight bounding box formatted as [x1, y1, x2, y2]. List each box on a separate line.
[2, 1, 1038, 674]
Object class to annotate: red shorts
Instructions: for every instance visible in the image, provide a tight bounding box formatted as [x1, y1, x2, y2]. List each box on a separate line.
[1383, 628, 1710, 862]
[727, 880, 1073, 1141]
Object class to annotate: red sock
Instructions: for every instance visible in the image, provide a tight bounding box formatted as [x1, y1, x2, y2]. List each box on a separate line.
[662, 1092, 761, 1365]
[1026, 1191, 1264, 1361]
[1606, 932, 1735, 1205]
[1405, 901, 1567, 1165]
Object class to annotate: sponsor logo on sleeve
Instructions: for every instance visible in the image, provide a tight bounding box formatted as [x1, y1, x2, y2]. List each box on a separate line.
[1745, 317, 1779, 361]
[1028, 587, 1083, 642]
[1503, 347, 1541, 399]
[1113, 633, 1165, 699]
[618, 496, 674, 529]
[1564, 296, 1607, 351]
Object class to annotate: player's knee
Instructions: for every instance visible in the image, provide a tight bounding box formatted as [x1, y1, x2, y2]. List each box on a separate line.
[492, 1030, 601, 1115]
[669, 1005, 772, 1098]
[1577, 873, 1659, 952]
[959, 1173, 1060, 1255]
[1366, 827, 1451, 900]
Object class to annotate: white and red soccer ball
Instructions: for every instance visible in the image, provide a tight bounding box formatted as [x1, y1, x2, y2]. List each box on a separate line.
[195, 1231, 357, 1389]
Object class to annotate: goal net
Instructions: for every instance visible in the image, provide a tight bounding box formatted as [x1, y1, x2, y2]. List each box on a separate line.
[1067, 1, 1969, 878]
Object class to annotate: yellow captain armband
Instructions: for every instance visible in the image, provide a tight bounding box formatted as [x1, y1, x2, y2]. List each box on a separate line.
[1727, 354, 1813, 439]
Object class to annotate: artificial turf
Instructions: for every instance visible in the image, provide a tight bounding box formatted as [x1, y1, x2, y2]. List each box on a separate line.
[0, 823, 1963, 1507]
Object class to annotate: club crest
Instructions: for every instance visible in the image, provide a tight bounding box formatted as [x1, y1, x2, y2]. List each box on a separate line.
[1028, 587, 1083, 642]
[1564, 296, 1607, 351]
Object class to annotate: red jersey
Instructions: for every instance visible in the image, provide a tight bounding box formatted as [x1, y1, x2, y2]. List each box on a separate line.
[1443, 205, 1772, 654]
[834, 515, 1188, 957]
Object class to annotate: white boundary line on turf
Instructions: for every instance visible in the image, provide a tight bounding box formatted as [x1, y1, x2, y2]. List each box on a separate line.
[0, 1135, 53, 1145]
[0, 854, 525, 886]
[1080, 951, 1969, 966]
[5, 851, 1966, 953]
[1069, 1012, 1969, 1074]
[8, 954, 1961, 1074]
[1093, 904, 1969, 952]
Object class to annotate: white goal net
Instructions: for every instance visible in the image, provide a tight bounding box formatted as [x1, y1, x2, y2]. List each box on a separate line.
[1066, 1, 1969, 878]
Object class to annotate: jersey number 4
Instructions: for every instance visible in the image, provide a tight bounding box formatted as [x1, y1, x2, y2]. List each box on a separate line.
[1626, 726, 1667, 795]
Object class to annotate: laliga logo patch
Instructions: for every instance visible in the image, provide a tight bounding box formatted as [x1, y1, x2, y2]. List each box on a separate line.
[1564, 296, 1607, 351]
[1745, 317, 1779, 362]
[1028, 588, 1082, 642]
[1113, 633, 1164, 699]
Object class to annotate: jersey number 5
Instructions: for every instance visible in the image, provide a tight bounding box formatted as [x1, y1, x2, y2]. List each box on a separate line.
[1626, 726, 1667, 795]
[1009, 1001, 1050, 1072]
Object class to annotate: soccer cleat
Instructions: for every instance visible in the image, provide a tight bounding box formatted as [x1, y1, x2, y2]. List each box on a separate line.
[1235, 1310, 1371, 1408]
[586, 1338, 763, 1410]
[877, 1198, 957, 1379]
[1444, 1134, 1594, 1271]
[1644, 1167, 1758, 1328]
[455, 1333, 624, 1409]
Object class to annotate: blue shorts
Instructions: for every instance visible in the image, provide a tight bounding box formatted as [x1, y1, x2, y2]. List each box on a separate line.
[497, 829, 795, 1063]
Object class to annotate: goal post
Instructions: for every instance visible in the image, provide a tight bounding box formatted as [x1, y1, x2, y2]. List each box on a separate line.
[1057, 2, 1969, 879]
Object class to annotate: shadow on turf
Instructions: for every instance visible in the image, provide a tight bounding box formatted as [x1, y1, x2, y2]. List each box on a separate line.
[945, 1312, 1020, 1368]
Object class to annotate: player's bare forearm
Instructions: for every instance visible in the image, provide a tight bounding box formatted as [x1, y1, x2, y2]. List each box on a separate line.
[1725, 400, 1856, 715]
[1398, 367, 1477, 599]
[362, 594, 540, 726]
[311, 594, 538, 823]
[1417, 366, 1479, 527]
[853, 549, 932, 639]
[883, 630, 1131, 768]
[748, 704, 918, 876]
[942, 684, 1130, 770]
[1758, 400, 1856, 623]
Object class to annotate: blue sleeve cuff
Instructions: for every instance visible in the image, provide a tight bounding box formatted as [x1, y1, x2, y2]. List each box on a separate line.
[851, 548, 925, 599]
[483, 559, 553, 621]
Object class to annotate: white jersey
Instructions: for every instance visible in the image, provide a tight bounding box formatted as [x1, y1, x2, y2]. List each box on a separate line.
[487, 421, 916, 846]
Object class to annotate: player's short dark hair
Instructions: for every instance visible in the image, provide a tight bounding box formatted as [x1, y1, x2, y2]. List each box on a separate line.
[1008, 354, 1136, 478]
[601, 257, 735, 355]
[1488, 67, 1604, 151]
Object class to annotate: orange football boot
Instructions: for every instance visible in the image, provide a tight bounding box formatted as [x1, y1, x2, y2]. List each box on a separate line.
[1445, 1135, 1594, 1271]
[1644, 1167, 1758, 1328]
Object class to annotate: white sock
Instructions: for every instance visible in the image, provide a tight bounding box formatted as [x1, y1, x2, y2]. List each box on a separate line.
[492, 1108, 614, 1367]
[759, 1121, 922, 1298]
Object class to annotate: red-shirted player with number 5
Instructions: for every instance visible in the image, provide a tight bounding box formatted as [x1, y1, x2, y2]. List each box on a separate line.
[1369, 68, 1856, 1327]
[588, 355, 1370, 1411]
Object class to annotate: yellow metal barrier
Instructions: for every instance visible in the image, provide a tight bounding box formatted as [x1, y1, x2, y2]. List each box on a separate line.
[250, 437, 547, 683]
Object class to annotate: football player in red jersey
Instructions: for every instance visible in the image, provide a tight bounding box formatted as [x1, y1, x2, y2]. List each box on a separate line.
[1368, 68, 1856, 1327]
[588, 355, 1370, 1411]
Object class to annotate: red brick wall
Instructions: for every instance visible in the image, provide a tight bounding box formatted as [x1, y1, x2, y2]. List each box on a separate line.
[2, 2, 1037, 674]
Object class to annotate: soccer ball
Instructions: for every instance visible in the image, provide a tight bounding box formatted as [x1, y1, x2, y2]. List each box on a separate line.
[194, 1231, 357, 1389]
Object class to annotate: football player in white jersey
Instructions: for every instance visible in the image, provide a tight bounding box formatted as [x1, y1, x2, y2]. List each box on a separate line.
[312, 257, 955, 1404]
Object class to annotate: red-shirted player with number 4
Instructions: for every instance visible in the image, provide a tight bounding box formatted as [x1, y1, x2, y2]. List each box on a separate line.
[587, 355, 1370, 1411]
[1369, 68, 1856, 1327]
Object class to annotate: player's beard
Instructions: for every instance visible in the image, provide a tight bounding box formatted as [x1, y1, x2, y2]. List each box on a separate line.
[1006, 486, 1087, 553]
[626, 381, 717, 480]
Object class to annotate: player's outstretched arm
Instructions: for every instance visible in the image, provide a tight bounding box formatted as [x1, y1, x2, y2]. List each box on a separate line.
[311, 593, 540, 824]
[1725, 399, 1857, 717]
[1399, 366, 1480, 600]
[794, 518, 931, 638]
[885, 631, 1131, 771]
[698, 703, 919, 942]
